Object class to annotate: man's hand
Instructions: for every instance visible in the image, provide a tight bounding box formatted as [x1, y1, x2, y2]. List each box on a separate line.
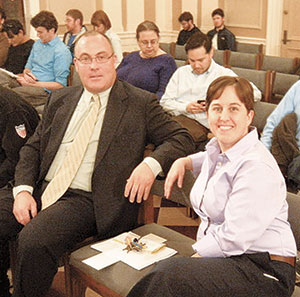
[23, 70, 37, 83]
[164, 157, 192, 199]
[13, 191, 37, 225]
[124, 162, 155, 203]
[16, 76, 37, 86]
[186, 101, 206, 114]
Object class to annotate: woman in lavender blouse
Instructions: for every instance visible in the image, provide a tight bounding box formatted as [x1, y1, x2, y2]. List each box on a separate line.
[127, 76, 296, 297]
[117, 21, 176, 100]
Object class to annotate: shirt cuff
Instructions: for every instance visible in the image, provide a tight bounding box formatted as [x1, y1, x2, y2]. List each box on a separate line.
[192, 233, 225, 258]
[13, 185, 34, 199]
[143, 157, 163, 178]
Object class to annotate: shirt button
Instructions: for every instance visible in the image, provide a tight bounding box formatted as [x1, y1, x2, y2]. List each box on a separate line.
[217, 162, 222, 167]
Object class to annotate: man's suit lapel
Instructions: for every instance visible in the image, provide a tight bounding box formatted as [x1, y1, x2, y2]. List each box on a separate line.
[95, 80, 128, 168]
[41, 87, 84, 178]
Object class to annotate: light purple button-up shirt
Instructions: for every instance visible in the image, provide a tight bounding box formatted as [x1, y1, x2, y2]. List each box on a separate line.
[190, 128, 297, 258]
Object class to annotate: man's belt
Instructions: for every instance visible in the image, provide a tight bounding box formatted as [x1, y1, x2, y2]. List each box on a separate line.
[270, 255, 296, 267]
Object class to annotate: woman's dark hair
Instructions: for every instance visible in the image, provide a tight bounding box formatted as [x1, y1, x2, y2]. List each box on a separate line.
[206, 76, 254, 113]
[30, 10, 58, 32]
[2, 20, 25, 37]
[0, 8, 6, 20]
[136, 21, 160, 40]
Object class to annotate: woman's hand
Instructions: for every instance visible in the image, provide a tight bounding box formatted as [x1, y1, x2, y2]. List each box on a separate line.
[164, 157, 192, 199]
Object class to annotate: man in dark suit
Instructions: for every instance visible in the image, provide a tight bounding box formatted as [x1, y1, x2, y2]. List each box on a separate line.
[0, 31, 194, 297]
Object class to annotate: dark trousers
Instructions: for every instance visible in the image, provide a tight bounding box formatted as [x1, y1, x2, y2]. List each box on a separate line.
[0, 187, 97, 297]
[127, 253, 296, 297]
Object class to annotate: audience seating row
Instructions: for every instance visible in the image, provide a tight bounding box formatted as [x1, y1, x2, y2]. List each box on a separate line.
[160, 42, 300, 75]
[231, 67, 299, 103]
[159, 42, 300, 104]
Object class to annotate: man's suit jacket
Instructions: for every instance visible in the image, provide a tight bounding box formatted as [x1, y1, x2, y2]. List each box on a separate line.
[14, 80, 195, 238]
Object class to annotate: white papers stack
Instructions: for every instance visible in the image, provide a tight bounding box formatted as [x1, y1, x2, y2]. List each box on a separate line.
[82, 232, 177, 271]
[0, 68, 18, 78]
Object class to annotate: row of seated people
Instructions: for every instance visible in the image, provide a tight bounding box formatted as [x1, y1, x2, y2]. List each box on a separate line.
[158, 42, 299, 104]
[0, 15, 299, 296]
[0, 8, 125, 111]
[167, 40, 300, 75]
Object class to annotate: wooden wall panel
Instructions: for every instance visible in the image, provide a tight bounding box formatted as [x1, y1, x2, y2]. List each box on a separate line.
[144, 0, 155, 22]
[172, 0, 181, 31]
[221, 0, 267, 39]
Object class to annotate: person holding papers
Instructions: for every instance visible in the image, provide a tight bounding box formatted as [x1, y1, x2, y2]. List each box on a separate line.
[127, 76, 296, 297]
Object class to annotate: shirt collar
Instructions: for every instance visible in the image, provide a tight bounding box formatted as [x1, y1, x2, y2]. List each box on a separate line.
[82, 87, 112, 106]
[190, 59, 215, 75]
[42, 35, 59, 47]
[206, 127, 259, 162]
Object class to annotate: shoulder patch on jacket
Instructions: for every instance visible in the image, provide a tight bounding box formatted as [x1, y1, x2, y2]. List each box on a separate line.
[15, 124, 27, 139]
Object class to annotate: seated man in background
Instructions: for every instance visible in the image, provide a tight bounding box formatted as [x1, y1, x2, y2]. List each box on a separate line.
[0, 31, 194, 297]
[261, 80, 300, 191]
[63, 9, 87, 58]
[0, 86, 39, 297]
[176, 11, 201, 46]
[0, 11, 72, 108]
[1, 20, 34, 74]
[161, 32, 261, 148]
[207, 8, 236, 51]
[0, 8, 9, 68]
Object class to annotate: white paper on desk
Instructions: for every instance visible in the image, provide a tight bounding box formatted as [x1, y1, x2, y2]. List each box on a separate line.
[141, 233, 166, 243]
[91, 231, 140, 252]
[121, 247, 177, 270]
[91, 238, 122, 252]
[82, 250, 121, 270]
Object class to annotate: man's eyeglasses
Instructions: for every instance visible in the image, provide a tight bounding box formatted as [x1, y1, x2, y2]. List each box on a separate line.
[75, 53, 114, 65]
[139, 40, 159, 46]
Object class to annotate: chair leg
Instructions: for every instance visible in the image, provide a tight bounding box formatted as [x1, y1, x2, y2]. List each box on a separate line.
[70, 273, 87, 297]
[63, 253, 73, 297]
[9, 240, 18, 288]
[64, 253, 87, 297]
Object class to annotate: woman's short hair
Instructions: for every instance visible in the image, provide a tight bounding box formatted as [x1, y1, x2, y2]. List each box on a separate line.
[30, 11, 58, 32]
[136, 21, 160, 40]
[2, 19, 25, 36]
[206, 76, 254, 113]
[91, 10, 111, 30]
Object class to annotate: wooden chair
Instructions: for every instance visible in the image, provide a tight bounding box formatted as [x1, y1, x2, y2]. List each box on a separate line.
[236, 41, 263, 54]
[252, 101, 276, 135]
[227, 51, 260, 70]
[259, 54, 300, 74]
[159, 42, 175, 57]
[213, 49, 227, 66]
[271, 71, 299, 104]
[231, 67, 274, 102]
[173, 44, 188, 67]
